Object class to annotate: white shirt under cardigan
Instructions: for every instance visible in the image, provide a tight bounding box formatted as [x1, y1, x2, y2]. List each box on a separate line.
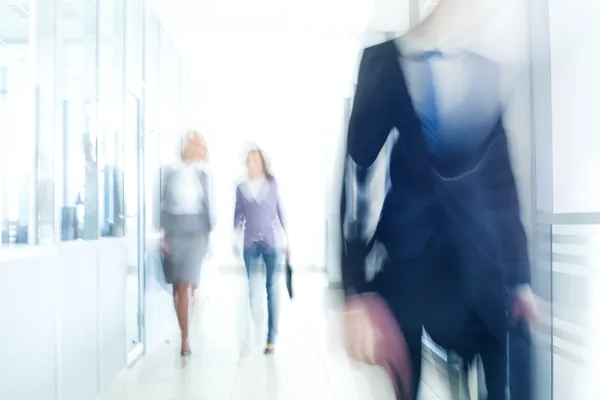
[169, 162, 209, 215]
[243, 177, 268, 203]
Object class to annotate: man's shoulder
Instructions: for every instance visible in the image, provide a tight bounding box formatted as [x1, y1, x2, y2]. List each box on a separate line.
[361, 40, 396, 64]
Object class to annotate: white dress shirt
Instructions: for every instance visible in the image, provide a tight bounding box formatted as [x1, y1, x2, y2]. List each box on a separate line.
[169, 162, 207, 215]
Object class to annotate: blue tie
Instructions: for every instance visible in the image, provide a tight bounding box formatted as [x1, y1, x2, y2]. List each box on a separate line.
[415, 51, 444, 156]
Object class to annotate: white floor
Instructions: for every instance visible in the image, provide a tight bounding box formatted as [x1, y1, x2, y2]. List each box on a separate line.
[100, 272, 452, 400]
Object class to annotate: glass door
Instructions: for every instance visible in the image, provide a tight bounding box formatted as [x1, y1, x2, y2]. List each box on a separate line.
[530, 0, 600, 398]
[124, 90, 144, 362]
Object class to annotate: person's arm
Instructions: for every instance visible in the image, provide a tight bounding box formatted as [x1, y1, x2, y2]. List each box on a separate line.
[341, 44, 396, 296]
[199, 170, 215, 233]
[273, 180, 290, 256]
[491, 131, 536, 322]
[274, 180, 286, 232]
[481, 119, 534, 325]
[233, 185, 245, 229]
[487, 123, 531, 290]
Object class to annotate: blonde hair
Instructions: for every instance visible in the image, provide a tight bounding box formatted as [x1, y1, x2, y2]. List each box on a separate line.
[180, 130, 208, 163]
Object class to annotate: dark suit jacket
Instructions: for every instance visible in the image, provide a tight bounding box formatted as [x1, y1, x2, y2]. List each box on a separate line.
[340, 40, 531, 341]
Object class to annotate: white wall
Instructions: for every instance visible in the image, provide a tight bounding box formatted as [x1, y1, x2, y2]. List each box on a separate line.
[0, 248, 58, 400]
[0, 239, 129, 400]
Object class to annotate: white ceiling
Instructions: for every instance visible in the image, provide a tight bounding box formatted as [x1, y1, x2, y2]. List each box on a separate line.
[150, 0, 414, 95]
[152, 0, 382, 37]
[150, 0, 414, 145]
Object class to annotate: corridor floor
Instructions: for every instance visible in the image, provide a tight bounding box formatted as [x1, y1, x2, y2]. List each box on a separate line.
[101, 272, 452, 400]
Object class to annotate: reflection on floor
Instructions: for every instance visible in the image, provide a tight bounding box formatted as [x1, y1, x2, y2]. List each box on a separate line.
[102, 272, 452, 400]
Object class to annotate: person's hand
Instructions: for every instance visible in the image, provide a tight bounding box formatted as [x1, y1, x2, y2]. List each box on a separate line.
[342, 295, 413, 399]
[285, 246, 291, 261]
[232, 243, 241, 257]
[160, 233, 170, 254]
[511, 286, 539, 325]
[206, 238, 215, 260]
[232, 228, 243, 257]
[343, 296, 379, 365]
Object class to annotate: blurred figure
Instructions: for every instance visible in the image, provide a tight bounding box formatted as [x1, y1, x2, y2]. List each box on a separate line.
[159, 131, 213, 356]
[340, 1, 535, 399]
[234, 146, 289, 354]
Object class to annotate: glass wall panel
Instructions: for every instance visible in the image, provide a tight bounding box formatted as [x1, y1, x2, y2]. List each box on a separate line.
[548, 0, 600, 213]
[142, 5, 173, 348]
[0, 0, 35, 245]
[124, 90, 142, 352]
[144, 9, 159, 234]
[124, 0, 146, 357]
[36, 0, 56, 244]
[544, 223, 600, 399]
[56, 0, 99, 241]
[98, 0, 125, 238]
[125, 0, 143, 88]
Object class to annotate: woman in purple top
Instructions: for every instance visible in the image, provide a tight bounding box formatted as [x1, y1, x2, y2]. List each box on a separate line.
[234, 146, 289, 354]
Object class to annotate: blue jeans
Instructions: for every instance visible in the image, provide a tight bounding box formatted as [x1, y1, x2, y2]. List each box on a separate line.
[243, 241, 279, 344]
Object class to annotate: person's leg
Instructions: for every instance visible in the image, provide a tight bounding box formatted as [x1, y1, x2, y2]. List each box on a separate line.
[172, 285, 178, 309]
[374, 276, 425, 399]
[508, 319, 533, 400]
[262, 249, 279, 353]
[243, 244, 257, 280]
[174, 281, 191, 356]
[190, 284, 197, 313]
[479, 326, 508, 400]
[401, 328, 423, 400]
[243, 244, 258, 305]
[375, 294, 423, 400]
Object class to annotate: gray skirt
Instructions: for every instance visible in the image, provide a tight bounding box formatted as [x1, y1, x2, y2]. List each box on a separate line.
[161, 213, 209, 286]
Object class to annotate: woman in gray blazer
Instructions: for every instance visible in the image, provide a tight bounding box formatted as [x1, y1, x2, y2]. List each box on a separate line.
[160, 131, 213, 356]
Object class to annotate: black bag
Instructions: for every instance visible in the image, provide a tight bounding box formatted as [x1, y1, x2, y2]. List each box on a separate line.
[285, 258, 293, 299]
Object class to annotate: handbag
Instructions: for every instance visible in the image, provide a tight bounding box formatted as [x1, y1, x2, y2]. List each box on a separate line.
[285, 258, 293, 299]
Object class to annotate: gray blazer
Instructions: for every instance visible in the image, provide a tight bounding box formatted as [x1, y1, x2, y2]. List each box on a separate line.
[156, 165, 213, 235]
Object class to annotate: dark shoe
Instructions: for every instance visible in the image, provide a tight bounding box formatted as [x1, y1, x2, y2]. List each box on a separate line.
[181, 337, 192, 357]
[181, 349, 192, 357]
[264, 343, 275, 355]
[180, 348, 192, 357]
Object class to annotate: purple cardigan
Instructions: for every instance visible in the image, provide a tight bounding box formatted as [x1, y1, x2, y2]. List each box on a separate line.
[234, 177, 285, 249]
